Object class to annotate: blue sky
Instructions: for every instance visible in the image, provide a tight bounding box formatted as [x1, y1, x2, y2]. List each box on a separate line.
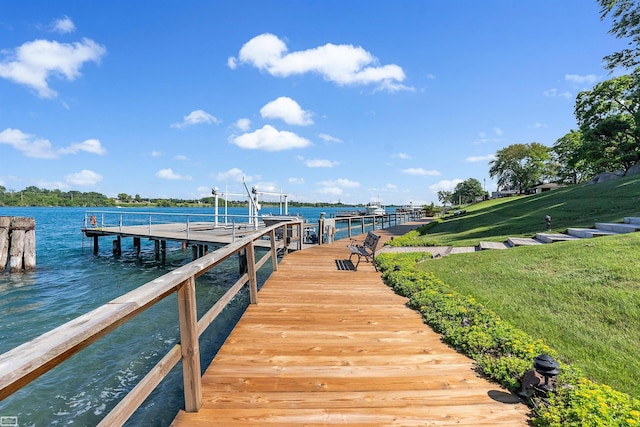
[0, 1, 626, 206]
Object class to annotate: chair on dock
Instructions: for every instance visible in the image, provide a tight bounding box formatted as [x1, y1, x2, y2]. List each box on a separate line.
[347, 231, 380, 271]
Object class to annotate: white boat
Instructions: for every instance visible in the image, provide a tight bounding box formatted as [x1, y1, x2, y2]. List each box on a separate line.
[365, 201, 386, 216]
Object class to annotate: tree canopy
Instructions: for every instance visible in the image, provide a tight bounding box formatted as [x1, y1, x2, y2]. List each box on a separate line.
[600, 0, 640, 70]
[575, 69, 640, 172]
[489, 143, 550, 193]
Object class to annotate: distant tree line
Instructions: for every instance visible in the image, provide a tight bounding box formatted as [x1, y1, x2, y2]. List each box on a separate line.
[0, 186, 384, 208]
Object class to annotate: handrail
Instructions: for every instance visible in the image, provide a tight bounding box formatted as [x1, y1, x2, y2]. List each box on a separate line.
[0, 220, 303, 425]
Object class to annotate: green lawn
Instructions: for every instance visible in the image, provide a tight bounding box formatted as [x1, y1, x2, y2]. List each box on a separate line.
[419, 175, 640, 247]
[401, 175, 640, 397]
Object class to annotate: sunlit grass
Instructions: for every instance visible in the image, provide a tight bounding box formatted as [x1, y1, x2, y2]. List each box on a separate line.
[419, 175, 640, 247]
[410, 177, 640, 396]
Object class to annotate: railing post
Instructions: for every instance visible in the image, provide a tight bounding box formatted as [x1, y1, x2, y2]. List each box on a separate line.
[269, 229, 278, 271]
[177, 277, 202, 412]
[246, 241, 258, 304]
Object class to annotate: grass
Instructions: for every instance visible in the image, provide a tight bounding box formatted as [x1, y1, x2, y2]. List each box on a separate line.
[416, 175, 640, 247]
[417, 234, 640, 397]
[394, 174, 640, 397]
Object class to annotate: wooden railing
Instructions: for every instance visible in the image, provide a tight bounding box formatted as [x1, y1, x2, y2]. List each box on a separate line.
[0, 220, 303, 426]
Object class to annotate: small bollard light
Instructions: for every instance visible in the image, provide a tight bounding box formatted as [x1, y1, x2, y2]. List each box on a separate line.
[519, 354, 560, 397]
[544, 215, 552, 230]
[534, 354, 560, 393]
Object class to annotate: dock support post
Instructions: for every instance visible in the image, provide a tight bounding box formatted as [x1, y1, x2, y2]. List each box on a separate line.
[192, 245, 198, 260]
[0, 217, 9, 270]
[161, 240, 166, 265]
[113, 236, 122, 257]
[177, 276, 202, 412]
[9, 222, 24, 273]
[93, 235, 99, 254]
[133, 237, 141, 260]
[238, 249, 247, 275]
[154, 240, 160, 262]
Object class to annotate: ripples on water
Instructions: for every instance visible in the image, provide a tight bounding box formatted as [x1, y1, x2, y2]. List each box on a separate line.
[0, 206, 339, 426]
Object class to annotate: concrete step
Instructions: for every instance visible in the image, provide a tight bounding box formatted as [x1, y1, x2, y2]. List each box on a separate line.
[449, 246, 477, 254]
[478, 241, 510, 250]
[594, 222, 640, 233]
[507, 237, 543, 247]
[624, 217, 640, 225]
[567, 228, 620, 238]
[534, 233, 581, 243]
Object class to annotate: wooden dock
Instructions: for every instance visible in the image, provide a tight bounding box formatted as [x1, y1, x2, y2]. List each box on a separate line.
[171, 222, 531, 426]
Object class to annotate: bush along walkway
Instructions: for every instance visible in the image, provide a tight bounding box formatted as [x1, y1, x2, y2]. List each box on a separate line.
[375, 252, 640, 427]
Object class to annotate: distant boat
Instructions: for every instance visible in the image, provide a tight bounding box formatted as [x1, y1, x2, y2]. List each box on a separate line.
[365, 201, 386, 216]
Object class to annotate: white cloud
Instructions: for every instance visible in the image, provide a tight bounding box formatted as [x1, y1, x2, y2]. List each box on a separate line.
[229, 125, 312, 151]
[156, 168, 192, 180]
[260, 96, 313, 126]
[230, 33, 410, 92]
[428, 179, 464, 192]
[289, 177, 304, 184]
[51, 16, 76, 34]
[216, 167, 259, 183]
[0, 128, 105, 158]
[0, 38, 106, 98]
[318, 178, 360, 188]
[305, 158, 338, 168]
[473, 128, 505, 145]
[318, 133, 342, 143]
[565, 74, 598, 85]
[401, 168, 441, 176]
[175, 155, 188, 160]
[151, 150, 162, 157]
[465, 154, 496, 163]
[530, 122, 547, 129]
[0, 128, 57, 158]
[317, 186, 343, 196]
[394, 152, 411, 160]
[235, 118, 251, 131]
[543, 88, 572, 99]
[65, 169, 102, 186]
[59, 138, 106, 155]
[171, 109, 221, 128]
[384, 183, 398, 190]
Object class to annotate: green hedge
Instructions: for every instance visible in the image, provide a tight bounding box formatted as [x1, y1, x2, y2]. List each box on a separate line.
[376, 252, 640, 427]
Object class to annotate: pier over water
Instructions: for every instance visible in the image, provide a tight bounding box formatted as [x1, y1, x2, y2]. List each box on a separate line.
[0, 212, 529, 425]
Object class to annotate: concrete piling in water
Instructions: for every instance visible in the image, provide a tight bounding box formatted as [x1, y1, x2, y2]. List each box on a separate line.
[0, 216, 36, 273]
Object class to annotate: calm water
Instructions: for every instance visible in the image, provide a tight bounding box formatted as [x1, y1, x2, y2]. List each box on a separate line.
[0, 206, 349, 426]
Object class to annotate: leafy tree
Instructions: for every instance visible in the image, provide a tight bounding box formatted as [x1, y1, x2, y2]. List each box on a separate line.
[552, 130, 593, 184]
[599, 0, 640, 70]
[437, 190, 453, 207]
[575, 71, 640, 172]
[117, 193, 132, 202]
[489, 143, 551, 193]
[452, 178, 485, 204]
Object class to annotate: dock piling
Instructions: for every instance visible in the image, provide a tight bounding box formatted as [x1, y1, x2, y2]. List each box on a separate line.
[1, 216, 36, 273]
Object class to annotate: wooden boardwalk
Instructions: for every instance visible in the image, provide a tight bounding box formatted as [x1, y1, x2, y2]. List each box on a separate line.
[171, 221, 531, 426]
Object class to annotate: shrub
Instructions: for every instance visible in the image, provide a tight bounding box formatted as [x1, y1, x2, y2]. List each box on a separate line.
[376, 253, 640, 427]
